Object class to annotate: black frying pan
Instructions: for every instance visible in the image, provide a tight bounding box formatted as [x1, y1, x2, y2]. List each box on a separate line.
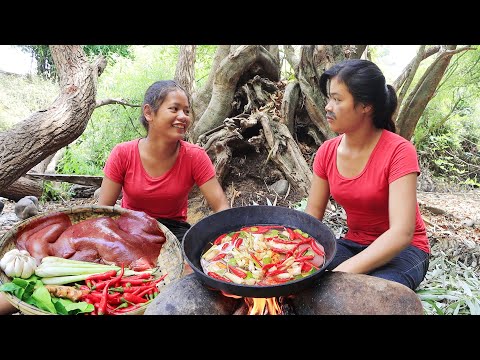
[182, 205, 337, 298]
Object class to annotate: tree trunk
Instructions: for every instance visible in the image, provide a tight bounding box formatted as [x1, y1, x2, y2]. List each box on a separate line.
[0, 45, 106, 190]
[396, 45, 460, 140]
[174, 45, 197, 97]
[0, 176, 43, 201]
[296, 45, 338, 141]
[192, 45, 231, 124]
[191, 45, 280, 143]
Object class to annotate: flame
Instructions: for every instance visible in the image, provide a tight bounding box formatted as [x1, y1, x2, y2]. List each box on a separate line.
[246, 297, 282, 315]
[220, 291, 282, 315]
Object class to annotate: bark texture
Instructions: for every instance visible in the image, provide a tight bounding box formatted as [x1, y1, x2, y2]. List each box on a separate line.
[0, 45, 106, 190]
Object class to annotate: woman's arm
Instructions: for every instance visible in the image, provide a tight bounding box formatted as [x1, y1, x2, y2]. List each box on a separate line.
[199, 177, 229, 213]
[97, 176, 122, 206]
[0, 293, 16, 315]
[333, 172, 418, 274]
[305, 174, 330, 220]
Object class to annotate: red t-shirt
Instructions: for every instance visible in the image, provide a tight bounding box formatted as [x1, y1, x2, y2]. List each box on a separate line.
[103, 139, 216, 222]
[313, 130, 429, 253]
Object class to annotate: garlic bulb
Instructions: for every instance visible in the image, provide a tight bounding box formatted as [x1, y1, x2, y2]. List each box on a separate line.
[0, 249, 37, 279]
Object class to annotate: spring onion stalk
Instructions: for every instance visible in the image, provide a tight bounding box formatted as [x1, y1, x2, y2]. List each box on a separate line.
[35, 256, 155, 285]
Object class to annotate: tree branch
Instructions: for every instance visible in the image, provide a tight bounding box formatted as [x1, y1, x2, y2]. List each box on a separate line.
[95, 98, 141, 108]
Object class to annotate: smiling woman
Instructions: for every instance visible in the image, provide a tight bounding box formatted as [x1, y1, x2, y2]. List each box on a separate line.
[0, 46, 35, 75]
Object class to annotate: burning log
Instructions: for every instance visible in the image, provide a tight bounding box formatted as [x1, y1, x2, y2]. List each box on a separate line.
[291, 272, 424, 315]
[144, 274, 240, 315]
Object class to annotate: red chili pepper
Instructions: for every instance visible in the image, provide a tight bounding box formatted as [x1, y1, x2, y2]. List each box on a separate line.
[228, 265, 247, 279]
[122, 292, 148, 304]
[86, 270, 118, 281]
[110, 303, 144, 315]
[213, 233, 227, 245]
[266, 268, 288, 276]
[221, 242, 230, 250]
[152, 273, 168, 284]
[210, 252, 227, 261]
[270, 237, 297, 244]
[286, 227, 296, 240]
[301, 261, 313, 272]
[235, 238, 243, 248]
[269, 246, 292, 254]
[249, 252, 262, 267]
[230, 232, 240, 243]
[310, 239, 325, 256]
[207, 271, 232, 282]
[295, 255, 315, 262]
[253, 226, 278, 234]
[97, 279, 112, 315]
[119, 278, 150, 286]
[136, 286, 157, 298]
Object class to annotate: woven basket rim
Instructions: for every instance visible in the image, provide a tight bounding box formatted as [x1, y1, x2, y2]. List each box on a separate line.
[0, 205, 184, 315]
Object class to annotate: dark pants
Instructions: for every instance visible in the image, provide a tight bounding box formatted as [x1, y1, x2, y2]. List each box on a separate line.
[326, 238, 430, 290]
[157, 218, 191, 243]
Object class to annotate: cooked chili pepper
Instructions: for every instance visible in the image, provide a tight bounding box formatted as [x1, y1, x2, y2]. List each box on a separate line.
[266, 268, 288, 276]
[295, 255, 315, 262]
[310, 239, 325, 256]
[269, 246, 292, 254]
[228, 265, 247, 279]
[207, 271, 231, 282]
[214, 233, 228, 245]
[230, 232, 240, 243]
[210, 252, 227, 261]
[249, 252, 262, 268]
[235, 238, 243, 248]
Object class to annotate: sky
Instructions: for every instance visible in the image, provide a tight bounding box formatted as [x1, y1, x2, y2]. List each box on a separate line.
[0, 46, 36, 74]
[0, 45, 420, 80]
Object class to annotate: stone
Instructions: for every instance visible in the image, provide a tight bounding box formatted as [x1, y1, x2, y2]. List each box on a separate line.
[14, 196, 39, 220]
[144, 274, 240, 315]
[270, 179, 289, 196]
[291, 271, 424, 315]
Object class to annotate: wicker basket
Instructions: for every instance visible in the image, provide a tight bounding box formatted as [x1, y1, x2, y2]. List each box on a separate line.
[0, 205, 184, 315]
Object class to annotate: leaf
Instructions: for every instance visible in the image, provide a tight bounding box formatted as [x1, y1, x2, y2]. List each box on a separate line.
[31, 286, 57, 314]
[266, 197, 272, 206]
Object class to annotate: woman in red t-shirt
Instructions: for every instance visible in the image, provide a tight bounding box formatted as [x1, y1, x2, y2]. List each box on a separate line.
[98, 80, 229, 242]
[305, 59, 429, 290]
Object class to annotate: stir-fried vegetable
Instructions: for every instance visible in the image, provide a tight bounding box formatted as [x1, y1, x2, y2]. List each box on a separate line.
[201, 225, 326, 285]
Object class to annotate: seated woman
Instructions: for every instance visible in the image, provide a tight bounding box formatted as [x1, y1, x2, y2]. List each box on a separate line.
[305, 59, 430, 291]
[98, 80, 229, 242]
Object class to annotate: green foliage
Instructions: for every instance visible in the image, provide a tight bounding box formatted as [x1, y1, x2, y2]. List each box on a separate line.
[16, 45, 133, 80]
[194, 45, 217, 89]
[41, 181, 74, 202]
[0, 73, 58, 129]
[57, 46, 181, 175]
[413, 46, 480, 189]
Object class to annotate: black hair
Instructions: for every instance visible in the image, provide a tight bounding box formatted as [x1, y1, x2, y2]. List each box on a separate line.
[139, 80, 191, 132]
[319, 59, 397, 133]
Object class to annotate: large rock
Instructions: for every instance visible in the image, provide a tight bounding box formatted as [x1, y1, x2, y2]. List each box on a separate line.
[144, 274, 240, 315]
[14, 196, 39, 220]
[291, 271, 424, 315]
